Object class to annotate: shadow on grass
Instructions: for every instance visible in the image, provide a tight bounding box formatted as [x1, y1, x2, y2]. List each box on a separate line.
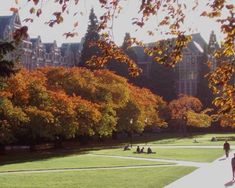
[0, 132, 223, 166]
[0, 147, 108, 166]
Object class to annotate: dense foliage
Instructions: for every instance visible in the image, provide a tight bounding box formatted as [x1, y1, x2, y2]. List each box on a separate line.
[0, 67, 166, 146]
[168, 95, 211, 134]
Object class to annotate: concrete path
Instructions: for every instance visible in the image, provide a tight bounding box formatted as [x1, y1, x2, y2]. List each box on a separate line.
[165, 153, 235, 188]
[90, 154, 209, 167]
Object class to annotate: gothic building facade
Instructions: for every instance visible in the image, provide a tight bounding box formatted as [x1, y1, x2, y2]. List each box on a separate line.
[0, 13, 81, 70]
[125, 32, 219, 100]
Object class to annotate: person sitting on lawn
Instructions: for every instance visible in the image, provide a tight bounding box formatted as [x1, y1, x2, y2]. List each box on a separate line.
[123, 144, 131, 151]
[136, 146, 140, 153]
[147, 147, 152, 154]
[140, 147, 145, 153]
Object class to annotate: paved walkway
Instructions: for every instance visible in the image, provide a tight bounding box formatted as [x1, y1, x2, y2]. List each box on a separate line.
[165, 153, 235, 188]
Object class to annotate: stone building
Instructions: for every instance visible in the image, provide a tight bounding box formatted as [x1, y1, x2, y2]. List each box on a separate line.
[129, 33, 211, 99]
[174, 33, 207, 96]
[0, 13, 33, 69]
[0, 13, 81, 69]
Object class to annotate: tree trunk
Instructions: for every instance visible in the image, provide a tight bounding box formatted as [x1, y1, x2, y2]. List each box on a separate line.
[0, 144, 5, 155]
[30, 143, 36, 152]
[112, 131, 118, 140]
[54, 136, 63, 149]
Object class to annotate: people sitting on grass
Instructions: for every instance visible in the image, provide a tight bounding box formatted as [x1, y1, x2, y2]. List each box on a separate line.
[136, 146, 140, 153]
[140, 147, 145, 153]
[147, 147, 156, 154]
[123, 144, 131, 151]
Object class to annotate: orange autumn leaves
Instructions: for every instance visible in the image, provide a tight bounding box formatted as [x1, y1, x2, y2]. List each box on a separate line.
[0, 66, 166, 144]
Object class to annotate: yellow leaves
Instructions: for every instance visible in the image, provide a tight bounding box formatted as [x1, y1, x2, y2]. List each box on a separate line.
[30, 7, 36, 14]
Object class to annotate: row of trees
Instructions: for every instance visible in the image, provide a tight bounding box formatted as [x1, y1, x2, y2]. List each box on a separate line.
[0, 66, 166, 150]
[0, 66, 213, 151]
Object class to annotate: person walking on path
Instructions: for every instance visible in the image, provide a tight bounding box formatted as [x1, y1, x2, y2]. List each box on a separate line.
[224, 140, 230, 158]
[231, 153, 235, 180]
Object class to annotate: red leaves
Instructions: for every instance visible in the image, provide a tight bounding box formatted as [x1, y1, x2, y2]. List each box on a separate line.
[13, 26, 29, 44]
[63, 32, 78, 38]
[36, 9, 42, 17]
[23, 18, 34, 23]
[10, 7, 18, 13]
[226, 4, 234, 10]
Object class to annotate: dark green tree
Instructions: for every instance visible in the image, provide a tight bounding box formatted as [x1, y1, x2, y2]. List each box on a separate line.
[79, 8, 100, 68]
[0, 41, 17, 78]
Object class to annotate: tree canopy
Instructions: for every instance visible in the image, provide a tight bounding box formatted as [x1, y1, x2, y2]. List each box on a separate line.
[5, 0, 235, 126]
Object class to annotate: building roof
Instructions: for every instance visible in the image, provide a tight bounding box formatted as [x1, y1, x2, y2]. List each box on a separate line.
[0, 15, 12, 38]
[187, 33, 207, 54]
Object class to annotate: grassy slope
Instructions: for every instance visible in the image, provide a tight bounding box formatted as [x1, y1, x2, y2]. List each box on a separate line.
[0, 166, 196, 188]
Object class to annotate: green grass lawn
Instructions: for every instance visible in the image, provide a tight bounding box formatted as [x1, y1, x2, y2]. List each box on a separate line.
[91, 147, 224, 162]
[135, 133, 235, 146]
[0, 166, 196, 188]
[0, 154, 171, 172]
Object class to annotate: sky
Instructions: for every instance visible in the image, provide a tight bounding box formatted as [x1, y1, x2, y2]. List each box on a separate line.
[0, 0, 228, 46]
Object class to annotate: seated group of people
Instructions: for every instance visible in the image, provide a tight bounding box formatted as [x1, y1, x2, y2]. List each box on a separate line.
[123, 144, 131, 151]
[136, 146, 155, 154]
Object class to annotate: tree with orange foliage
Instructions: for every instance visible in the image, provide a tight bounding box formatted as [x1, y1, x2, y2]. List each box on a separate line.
[116, 84, 167, 136]
[8, 0, 233, 125]
[169, 95, 211, 135]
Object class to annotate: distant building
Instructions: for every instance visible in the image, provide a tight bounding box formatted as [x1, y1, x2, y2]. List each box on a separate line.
[0, 13, 81, 69]
[0, 13, 33, 69]
[126, 33, 211, 98]
[60, 43, 81, 67]
[207, 30, 220, 70]
[175, 33, 207, 96]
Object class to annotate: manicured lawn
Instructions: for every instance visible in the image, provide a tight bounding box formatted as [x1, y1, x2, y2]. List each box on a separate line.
[136, 133, 235, 146]
[91, 147, 223, 162]
[0, 154, 171, 172]
[0, 166, 196, 188]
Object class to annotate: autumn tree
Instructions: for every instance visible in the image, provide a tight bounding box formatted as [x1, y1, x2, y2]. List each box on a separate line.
[79, 8, 101, 68]
[168, 95, 206, 135]
[10, 0, 233, 125]
[0, 97, 28, 153]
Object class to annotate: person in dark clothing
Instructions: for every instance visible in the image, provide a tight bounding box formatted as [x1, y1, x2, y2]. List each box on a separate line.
[123, 144, 130, 151]
[140, 147, 144, 153]
[224, 140, 230, 158]
[231, 153, 235, 180]
[147, 147, 152, 154]
[136, 146, 140, 153]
